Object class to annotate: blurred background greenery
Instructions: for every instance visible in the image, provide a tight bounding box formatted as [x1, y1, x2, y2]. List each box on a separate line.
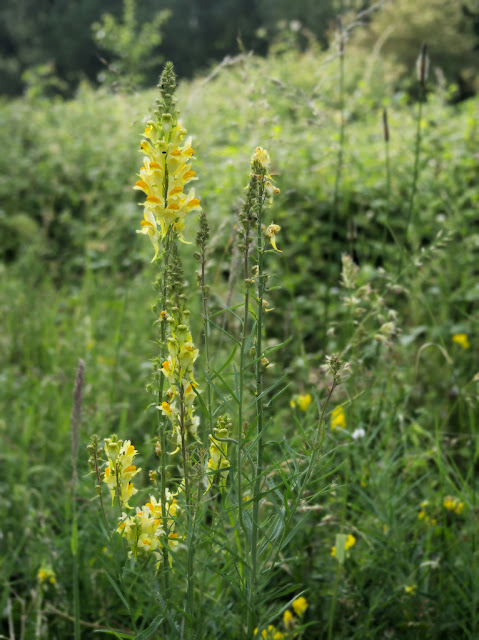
[1, 0, 478, 98]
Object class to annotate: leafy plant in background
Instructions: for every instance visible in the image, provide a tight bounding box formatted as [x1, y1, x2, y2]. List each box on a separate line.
[92, 0, 170, 90]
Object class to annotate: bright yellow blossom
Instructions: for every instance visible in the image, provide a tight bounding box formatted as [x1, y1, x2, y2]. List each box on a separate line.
[135, 75, 200, 258]
[37, 566, 56, 585]
[331, 406, 346, 430]
[253, 625, 285, 639]
[346, 534, 356, 549]
[443, 496, 464, 515]
[290, 393, 312, 411]
[292, 596, 308, 617]
[452, 333, 470, 349]
[118, 488, 180, 564]
[283, 609, 294, 630]
[404, 584, 416, 595]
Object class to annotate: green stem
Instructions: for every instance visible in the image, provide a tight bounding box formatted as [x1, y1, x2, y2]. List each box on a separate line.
[200, 247, 213, 441]
[237, 219, 252, 545]
[157, 231, 172, 599]
[115, 460, 123, 516]
[93, 449, 109, 531]
[179, 384, 194, 633]
[247, 186, 267, 637]
[382, 108, 391, 260]
[72, 509, 81, 640]
[405, 88, 424, 252]
[265, 381, 336, 582]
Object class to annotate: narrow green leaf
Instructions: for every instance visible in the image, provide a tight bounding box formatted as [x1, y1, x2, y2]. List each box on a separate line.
[102, 571, 131, 614]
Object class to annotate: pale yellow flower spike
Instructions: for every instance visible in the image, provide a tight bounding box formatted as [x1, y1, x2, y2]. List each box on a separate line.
[135, 68, 201, 256]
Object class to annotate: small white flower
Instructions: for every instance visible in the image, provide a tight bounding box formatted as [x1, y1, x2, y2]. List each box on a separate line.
[351, 428, 365, 440]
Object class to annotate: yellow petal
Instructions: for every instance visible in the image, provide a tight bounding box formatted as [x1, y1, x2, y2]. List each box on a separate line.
[270, 236, 282, 252]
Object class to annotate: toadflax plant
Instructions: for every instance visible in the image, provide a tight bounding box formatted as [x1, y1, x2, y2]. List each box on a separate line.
[89, 61, 340, 640]
[89, 61, 203, 621]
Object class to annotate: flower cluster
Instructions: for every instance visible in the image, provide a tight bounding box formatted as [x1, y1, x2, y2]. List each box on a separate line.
[443, 495, 464, 515]
[118, 490, 180, 562]
[283, 596, 309, 631]
[255, 597, 309, 639]
[452, 333, 470, 349]
[37, 565, 56, 585]
[159, 303, 200, 452]
[206, 415, 231, 492]
[103, 437, 141, 509]
[417, 500, 437, 527]
[248, 147, 282, 251]
[254, 625, 285, 639]
[322, 353, 351, 387]
[135, 63, 200, 259]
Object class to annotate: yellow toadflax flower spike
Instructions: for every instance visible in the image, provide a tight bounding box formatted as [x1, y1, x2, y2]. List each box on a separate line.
[135, 62, 201, 257]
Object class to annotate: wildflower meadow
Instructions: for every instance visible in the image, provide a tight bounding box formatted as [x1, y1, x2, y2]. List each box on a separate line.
[1, 5, 478, 640]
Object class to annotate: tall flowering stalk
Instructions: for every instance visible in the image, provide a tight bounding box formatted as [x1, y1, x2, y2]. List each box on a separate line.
[90, 64, 202, 631]
[134, 61, 201, 627]
[237, 147, 281, 636]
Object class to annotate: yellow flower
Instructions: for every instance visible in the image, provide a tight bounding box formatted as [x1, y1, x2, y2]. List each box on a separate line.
[292, 596, 308, 617]
[297, 393, 312, 411]
[253, 625, 285, 639]
[331, 533, 356, 561]
[290, 393, 312, 411]
[161, 401, 172, 417]
[452, 333, 470, 349]
[136, 116, 201, 252]
[265, 223, 282, 252]
[345, 534, 356, 550]
[443, 496, 464, 515]
[331, 406, 346, 430]
[404, 584, 416, 595]
[283, 609, 294, 630]
[37, 566, 56, 585]
[138, 209, 161, 261]
[103, 439, 141, 508]
[252, 146, 271, 169]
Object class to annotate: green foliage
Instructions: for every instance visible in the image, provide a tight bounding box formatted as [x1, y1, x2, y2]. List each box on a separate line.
[92, 0, 170, 89]
[351, 0, 479, 96]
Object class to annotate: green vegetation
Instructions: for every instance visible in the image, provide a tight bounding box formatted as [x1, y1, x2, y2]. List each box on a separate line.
[1, 0, 478, 97]
[1, 29, 478, 640]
